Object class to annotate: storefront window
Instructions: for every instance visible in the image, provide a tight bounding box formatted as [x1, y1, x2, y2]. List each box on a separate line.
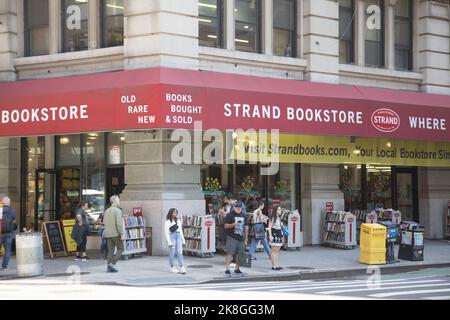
[57, 134, 81, 166]
[235, 0, 261, 53]
[339, 164, 362, 211]
[201, 164, 229, 214]
[366, 165, 392, 209]
[365, 0, 384, 68]
[60, 168, 81, 220]
[24, 0, 49, 56]
[83, 133, 105, 234]
[199, 0, 224, 48]
[233, 164, 263, 212]
[62, 0, 89, 52]
[107, 132, 125, 165]
[339, 0, 354, 64]
[273, 0, 296, 57]
[102, 0, 124, 47]
[394, 0, 412, 70]
[268, 164, 297, 212]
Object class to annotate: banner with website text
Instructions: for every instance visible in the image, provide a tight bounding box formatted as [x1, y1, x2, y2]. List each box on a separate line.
[233, 133, 450, 167]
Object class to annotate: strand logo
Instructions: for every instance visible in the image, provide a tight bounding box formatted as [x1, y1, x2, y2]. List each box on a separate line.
[371, 108, 400, 133]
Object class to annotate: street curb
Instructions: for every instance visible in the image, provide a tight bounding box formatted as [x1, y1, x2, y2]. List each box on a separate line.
[202, 263, 450, 284]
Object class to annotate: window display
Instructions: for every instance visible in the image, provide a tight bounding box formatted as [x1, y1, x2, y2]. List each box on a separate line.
[268, 164, 296, 212]
[339, 164, 362, 211]
[367, 165, 392, 209]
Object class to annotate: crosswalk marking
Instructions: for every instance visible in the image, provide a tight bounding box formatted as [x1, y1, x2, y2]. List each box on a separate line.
[318, 282, 450, 295]
[423, 296, 450, 300]
[270, 279, 444, 293]
[371, 288, 450, 298]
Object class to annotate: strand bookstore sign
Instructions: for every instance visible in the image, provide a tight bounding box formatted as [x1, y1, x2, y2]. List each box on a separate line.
[232, 133, 450, 167]
[0, 67, 449, 146]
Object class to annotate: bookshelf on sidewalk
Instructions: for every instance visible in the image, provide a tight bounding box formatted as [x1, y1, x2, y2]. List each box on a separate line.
[323, 211, 357, 250]
[122, 216, 147, 259]
[354, 210, 378, 244]
[182, 214, 216, 257]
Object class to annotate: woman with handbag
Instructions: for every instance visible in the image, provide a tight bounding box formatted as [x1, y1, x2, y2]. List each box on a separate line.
[268, 205, 284, 270]
[248, 201, 272, 263]
[164, 208, 186, 274]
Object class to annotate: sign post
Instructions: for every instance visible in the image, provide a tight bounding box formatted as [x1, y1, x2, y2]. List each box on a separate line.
[326, 202, 334, 212]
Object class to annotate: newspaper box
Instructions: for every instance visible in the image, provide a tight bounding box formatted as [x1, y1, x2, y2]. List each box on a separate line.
[359, 223, 386, 265]
[398, 221, 424, 261]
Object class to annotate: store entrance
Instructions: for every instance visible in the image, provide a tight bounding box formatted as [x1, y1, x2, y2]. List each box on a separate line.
[34, 169, 56, 231]
[107, 167, 126, 200]
[393, 167, 418, 222]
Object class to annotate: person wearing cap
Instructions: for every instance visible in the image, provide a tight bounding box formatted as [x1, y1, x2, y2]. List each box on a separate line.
[0, 197, 16, 272]
[223, 200, 248, 276]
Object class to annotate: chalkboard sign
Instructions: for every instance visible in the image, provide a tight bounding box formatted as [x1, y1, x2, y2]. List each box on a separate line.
[42, 221, 67, 259]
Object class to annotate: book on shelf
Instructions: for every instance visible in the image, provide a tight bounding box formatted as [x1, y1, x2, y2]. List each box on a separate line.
[185, 239, 201, 251]
[125, 239, 145, 251]
[183, 227, 200, 239]
[125, 228, 145, 239]
[325, 211, 346, 223]
[326, 222, 345, 233]
[124, 216, 145, 227]
[324, 232, 345, 242]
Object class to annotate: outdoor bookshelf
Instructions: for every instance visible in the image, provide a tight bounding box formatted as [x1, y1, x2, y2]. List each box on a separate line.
[323, 211, 357, 249]
[182, 214, 216, 257]
[122, 216, 146, 258]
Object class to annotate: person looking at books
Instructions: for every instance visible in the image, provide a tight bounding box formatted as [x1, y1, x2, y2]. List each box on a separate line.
[164, 208, 186, 274]
[224, 201, 248, 276]
[268, 205, 284, 270]
[248, 201, 272, 262]
[103, 195, 125, 273]
[71, 213, 89, 261]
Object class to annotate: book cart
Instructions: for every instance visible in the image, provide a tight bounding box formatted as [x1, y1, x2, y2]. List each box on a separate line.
[445, 201, 450, 239]
[122, 216, 147, 259]
[182, 214, 216, 257]
[354, 209, 378, 244]
[323, 211, 357, 249]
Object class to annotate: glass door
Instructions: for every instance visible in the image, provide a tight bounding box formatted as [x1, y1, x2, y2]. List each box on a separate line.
[34, 169, 56, 231]
[394, 167, 418, 222]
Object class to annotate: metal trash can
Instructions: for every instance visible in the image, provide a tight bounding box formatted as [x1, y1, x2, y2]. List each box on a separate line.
[15, 232, 44, 277]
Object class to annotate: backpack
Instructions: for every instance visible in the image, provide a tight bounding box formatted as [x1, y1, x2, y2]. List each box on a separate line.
[253, 223, 266, 240]
[1, 215, 14, 234]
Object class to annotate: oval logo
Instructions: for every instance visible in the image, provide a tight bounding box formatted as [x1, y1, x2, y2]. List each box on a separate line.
[205, 221, 213, 227]
[291, 217, 298, 222]
[371, 108, 400, 132]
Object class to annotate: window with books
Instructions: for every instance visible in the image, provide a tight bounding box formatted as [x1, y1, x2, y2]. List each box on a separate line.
[366, 164, 392, 210]
[339, 164, 362, 211]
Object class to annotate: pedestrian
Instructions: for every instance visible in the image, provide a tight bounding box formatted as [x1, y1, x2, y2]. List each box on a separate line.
[0, 197, 16, 271]
[73, 201, 90, 260]
[103, 195, 124, 273]
[97, 210, 108, 260]
[224, 194, 247, 266]
[248, 201, 272, 262]
[224, 201, 248, 276]
[71, 213, 89, 261]
[268, 205, 284, 270]
[164, 208, 186, 274]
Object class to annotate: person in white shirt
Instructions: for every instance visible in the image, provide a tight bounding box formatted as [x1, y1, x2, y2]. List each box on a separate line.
[164, 208, 186, 274]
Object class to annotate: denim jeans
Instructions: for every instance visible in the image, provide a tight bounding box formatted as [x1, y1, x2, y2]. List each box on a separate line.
[248, 237, 271, 258]
[169, 231, 184, 267]
[0, 233, 13, 269]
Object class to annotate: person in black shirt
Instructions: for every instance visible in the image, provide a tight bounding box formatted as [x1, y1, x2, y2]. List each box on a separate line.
[224, 201, 248, 275]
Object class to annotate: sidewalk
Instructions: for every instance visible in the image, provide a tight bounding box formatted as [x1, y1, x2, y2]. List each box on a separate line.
[1, 239, 450, 286]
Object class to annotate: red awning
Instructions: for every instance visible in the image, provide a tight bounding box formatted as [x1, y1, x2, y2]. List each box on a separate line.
[0, 67, 449, 142]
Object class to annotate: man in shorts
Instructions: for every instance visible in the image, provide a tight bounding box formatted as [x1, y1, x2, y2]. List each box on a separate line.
[224, 201, 248, 275]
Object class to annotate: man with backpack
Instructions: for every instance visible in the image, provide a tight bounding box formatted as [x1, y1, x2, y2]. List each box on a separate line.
[248, 201, 272, 263]
[1, 197, 16, 271]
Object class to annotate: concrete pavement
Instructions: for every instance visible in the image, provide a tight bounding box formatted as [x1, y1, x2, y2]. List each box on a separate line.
[1, 239, 450, 287]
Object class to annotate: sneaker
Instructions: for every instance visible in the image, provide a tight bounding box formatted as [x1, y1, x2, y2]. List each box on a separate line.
[81, 256, 90, 261]
[225, 270, 231, 275]
[179, 266, 186, 274]
[170, 266, 179, 273]
[251, 256, 257, 260]
[74, 256, 81, 261]
[1, 268, 7, 272]
[107, 265, 118, 273]
[234, 269, 243, 274]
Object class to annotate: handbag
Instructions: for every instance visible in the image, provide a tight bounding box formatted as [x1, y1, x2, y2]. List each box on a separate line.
[281, 225, 289, 237]
[253, 223, 266, 240]
[169, 222, 179, 233]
